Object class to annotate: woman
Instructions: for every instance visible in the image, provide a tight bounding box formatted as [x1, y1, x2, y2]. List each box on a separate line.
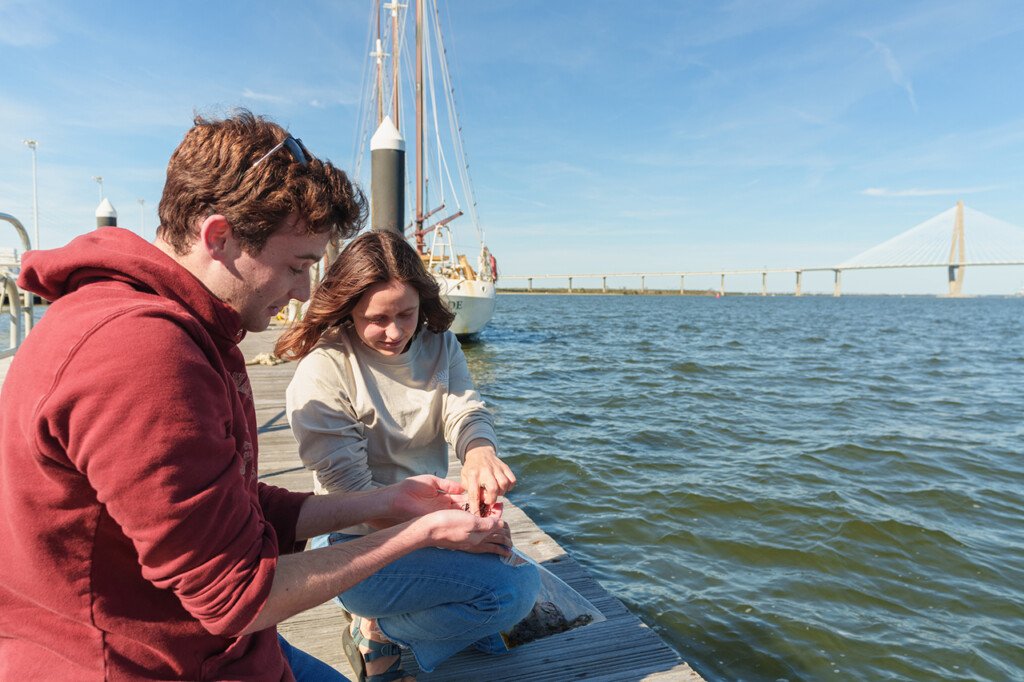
[277, 231, 539, 682]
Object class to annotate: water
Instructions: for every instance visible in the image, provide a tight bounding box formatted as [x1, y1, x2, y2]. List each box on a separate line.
[0, 307, 46, 353]
[462, 294, 1024, 682]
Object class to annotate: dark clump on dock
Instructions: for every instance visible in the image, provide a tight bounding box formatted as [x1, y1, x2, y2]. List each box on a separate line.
[240, 328, 704, 681]
[503, 601, 594, 648]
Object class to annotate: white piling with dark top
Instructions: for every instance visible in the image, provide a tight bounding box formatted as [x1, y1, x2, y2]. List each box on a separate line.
[370, 116, 406, 235]
[95, 199, 117, 228]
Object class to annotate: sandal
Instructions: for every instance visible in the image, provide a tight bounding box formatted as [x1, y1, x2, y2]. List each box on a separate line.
[342, 615, 410, 682]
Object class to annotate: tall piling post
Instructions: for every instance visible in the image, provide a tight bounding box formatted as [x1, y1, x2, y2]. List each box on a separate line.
[602, 276, 607, 293]
[568, 277, 573, 294]
[370, 116, 406, 235]
[947, 200, 966, 297]
[641, 275, 646, 293]
[528, 277, 533, 292]
[833, 269, 842, 297]
[679, 274, 685, 295]
[719, 273, 725, 296]
[761, 272, 767, 296]
[795, 271, 803, 297]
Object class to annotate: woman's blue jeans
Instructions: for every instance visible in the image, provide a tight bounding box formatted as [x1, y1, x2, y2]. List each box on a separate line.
[313, 532, 540, 673]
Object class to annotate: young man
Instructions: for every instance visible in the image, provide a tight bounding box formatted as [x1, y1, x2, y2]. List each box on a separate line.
[0, 111, 511, 681]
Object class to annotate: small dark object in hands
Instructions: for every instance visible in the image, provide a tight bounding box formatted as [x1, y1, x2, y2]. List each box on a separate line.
[461, 501, 490, 516]
[503, 600, 594, 647]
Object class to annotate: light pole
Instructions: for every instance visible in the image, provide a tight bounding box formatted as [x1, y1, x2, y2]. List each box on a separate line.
[93, 176, 104, 201]
[23, 140, 39, 250]
[137, 198, 145, 235]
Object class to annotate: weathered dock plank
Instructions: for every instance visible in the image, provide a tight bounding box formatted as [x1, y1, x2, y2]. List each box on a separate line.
[243, 328, 705, 681]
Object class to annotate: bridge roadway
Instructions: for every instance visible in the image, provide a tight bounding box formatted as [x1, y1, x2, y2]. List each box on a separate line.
[240, 327, 705, 681]
[500, 260, 1024, 297]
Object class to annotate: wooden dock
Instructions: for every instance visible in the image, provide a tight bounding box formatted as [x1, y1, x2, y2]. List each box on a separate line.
[241, 327, 703, 681]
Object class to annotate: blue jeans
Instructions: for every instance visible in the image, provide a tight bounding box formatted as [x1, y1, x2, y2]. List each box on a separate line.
[279, 635, 349, 681]
[313, 532, 540, 673]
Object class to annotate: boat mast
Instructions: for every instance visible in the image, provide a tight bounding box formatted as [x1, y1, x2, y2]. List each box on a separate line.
[389, 0, 401, 127]
[414, 0, 425, 253]
[373, 0, 384, 125]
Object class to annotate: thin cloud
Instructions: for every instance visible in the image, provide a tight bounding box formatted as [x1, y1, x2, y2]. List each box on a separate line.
[0, 1, 61, 47]
[241, 89, 288, 104]
[861, 186, 996, 197]
[866, 37, 918, 112]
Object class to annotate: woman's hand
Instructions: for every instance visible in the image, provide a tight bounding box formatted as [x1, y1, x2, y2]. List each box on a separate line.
[415, 507, 512, 556]
[461, 440, 516, 516]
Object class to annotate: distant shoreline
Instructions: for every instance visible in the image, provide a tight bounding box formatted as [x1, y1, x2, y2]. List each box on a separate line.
[494, 288, 1021, 298]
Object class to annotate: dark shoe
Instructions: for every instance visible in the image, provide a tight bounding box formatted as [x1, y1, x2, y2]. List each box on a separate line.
[343, 615, 410, 682]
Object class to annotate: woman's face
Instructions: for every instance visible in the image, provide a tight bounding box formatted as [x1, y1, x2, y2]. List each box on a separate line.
[351, 279, 421, 355]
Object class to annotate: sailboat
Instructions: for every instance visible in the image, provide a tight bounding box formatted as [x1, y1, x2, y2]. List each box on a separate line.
[356, 0, 497, 337]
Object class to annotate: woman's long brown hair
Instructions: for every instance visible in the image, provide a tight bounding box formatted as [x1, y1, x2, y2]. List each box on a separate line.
[275, 230, 455, 360]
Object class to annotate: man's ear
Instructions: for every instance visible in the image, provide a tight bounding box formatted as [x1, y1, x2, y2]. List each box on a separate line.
[198, 215, 234, 264]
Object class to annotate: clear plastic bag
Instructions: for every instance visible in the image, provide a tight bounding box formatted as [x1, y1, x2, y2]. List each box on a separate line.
[499, 548, 606, 648]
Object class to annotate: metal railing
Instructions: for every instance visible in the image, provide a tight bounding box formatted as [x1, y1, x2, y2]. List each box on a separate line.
[1, 212, 34, 358]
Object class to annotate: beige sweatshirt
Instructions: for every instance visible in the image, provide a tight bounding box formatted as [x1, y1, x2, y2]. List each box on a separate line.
[286, 325, 497, 532]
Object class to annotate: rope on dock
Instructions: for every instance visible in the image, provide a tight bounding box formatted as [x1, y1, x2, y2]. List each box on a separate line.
[245, 352, 287, 366]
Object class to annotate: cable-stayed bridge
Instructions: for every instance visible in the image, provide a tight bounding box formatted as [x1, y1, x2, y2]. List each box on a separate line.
[501, 202, 1024, 297]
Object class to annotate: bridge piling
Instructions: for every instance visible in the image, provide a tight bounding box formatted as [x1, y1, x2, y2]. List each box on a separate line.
[795, 271, 802, 297]
[833, 269, 842, 297]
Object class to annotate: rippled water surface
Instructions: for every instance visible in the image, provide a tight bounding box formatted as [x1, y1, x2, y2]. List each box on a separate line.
[463, 294, 1023, 682]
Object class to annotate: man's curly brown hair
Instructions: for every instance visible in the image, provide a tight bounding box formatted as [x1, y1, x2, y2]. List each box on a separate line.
[157, 109, 366, 255]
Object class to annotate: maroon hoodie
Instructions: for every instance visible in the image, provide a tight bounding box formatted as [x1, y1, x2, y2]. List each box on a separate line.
[0, 228, 311, 680]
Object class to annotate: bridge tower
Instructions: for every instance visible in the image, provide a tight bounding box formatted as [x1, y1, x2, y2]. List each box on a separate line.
[947, 200, 966, 297]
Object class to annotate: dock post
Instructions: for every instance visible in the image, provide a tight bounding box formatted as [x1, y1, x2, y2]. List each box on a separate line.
[95, 199, 117, 228]
[833, 269, 842, 297]
[641, 275, 646, 293]
[602, 276, 607, 293]
[761, 272, 767, 296]
[795, 271, 802, 297]
[719, 273, 725, 296]
[369, 117, 406, 236]
[679, 274, 685, 295]
[528, 277, 533, 292]
[568, 277, 573, 294]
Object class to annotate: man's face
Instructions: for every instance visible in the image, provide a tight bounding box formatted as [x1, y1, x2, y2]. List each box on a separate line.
[223, 215, 329, 332]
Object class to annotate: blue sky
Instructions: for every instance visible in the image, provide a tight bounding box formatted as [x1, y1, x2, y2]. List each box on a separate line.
[3, 0, 1024, 294]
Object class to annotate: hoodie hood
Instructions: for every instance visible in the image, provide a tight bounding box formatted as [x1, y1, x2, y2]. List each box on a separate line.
[18, 227, 243, 343]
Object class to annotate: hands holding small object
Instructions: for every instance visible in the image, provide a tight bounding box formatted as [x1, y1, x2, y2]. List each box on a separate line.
[461, 438, 516, 517]
[374, 474, 512, 555]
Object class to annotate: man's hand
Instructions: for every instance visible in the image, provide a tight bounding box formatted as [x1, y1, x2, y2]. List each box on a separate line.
[461, 440, 516, 516]
[414, 507, 512, 556]
[368, 475, 464, 529]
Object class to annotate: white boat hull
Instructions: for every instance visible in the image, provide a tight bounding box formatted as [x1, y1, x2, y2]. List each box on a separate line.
[435, 276, 496, 336]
